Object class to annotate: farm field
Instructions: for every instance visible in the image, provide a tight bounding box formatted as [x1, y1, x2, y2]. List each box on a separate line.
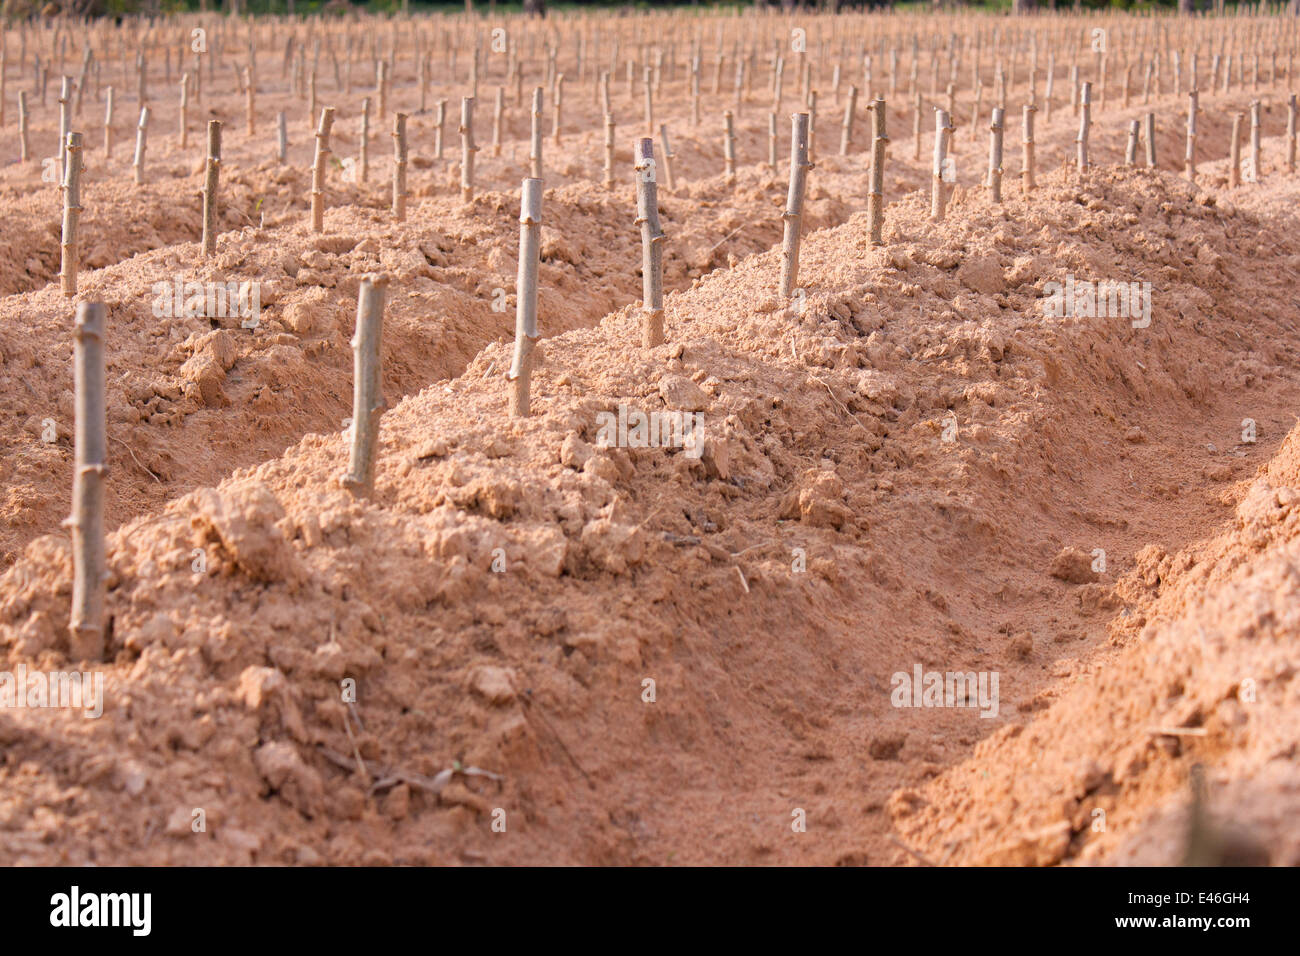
[0, 4, 1299, 869]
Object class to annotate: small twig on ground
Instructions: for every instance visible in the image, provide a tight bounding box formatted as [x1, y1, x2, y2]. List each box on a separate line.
[109, 435, 162, 483]
[809, 374, 873, 436]
[734, 564, 749, 593]
[342, 708, 371, 786]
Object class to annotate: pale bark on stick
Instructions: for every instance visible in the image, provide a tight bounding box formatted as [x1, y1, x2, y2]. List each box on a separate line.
[201, 120, 221, 258]
[659, 124, 676, 193]
[1249, 100, 1261, 184]
[133, 105, 149, 185]
[60, 132, 83, 297]
[867, 96, 888, 245]
[552, 73, 564, 146]
[806, 90, 818, 162]
[840, 84, 858, 156]
[310, 106, 335, 232]
[1144, 112, 1156, 168]
[780, 112, 811, 301]
[460, 96, 478, 203]
[768, 112, 778, 169]
[359, 97, 370, 182]
[509, 178, 542, 418]
[392, 112, 408, 221]
[277, 110, 287, 164]
[103, 87, 113, 159]
[18, 91, 30, 163]
[1287, 93, 1297, 175]
[341, 275, 388, 497]
[58, 76, 70, 183]
[1044, 56, 1055, 123]
[635, 137, 665, 349]
[643, 65, 653, 134]
[1126, 119, 1140, 166]
[912, 90, 922, 161]
[1230, 112, 1243, 187]
[179, 73, 189, 148]
[1185, 90, 1199, 180]
[434, 98, 446, 160]
[1222, 110, 1242, 187]
[930, 108, 953, 222]
[68, 301, 107, 662]
[245, 67, 255, 137]
[492, 86, 504, 157]
[529, 87, 543, 180]
[1076, 81, 1091, 177]
[989, 106, 1005, 201]
[603, 112, 615, 190]
[1021, 103, 1037, 193]
[723, 109, 736, 183]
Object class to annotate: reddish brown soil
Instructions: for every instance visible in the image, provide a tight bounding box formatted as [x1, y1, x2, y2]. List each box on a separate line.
[1, 14, 1299, 866]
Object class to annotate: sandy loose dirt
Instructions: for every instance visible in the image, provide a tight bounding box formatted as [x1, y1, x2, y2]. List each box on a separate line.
[1, 10, 1299, 866]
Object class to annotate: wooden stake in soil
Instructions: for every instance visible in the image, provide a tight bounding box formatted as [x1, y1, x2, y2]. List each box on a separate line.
[58, 76, 70, 183]
[201, 120, 221, 258]
[359, 97, 370, 182]
[492, 86, 504, 157]
[780, 112, 811, 301]
[1125, 119, 1140, 166]
[867, 96, 889, 245]
[1185, 90, 1199, 180]
[723, 109, 736, 183]
[310, 106, 336, 232]
[18, 91, 29, 163]
[434, 98, 446, 160]
[1143, 112, 1156, 168]
[508, 178, 542, 418]
[245, 67, 255, 137]
[277, 110, 287, 164]
[1249, 100, 1261, 183]
[460, 96, 479, 203]
[634, 137, 666, 349]
[552, 73, 564, 146]
[930, 108, 954, 222]
[1229, 112, 1243, 187]
[68, 300, 107, 662]
[1076, 81, 1091, 177]
[60, 131, 83, 297]
[1021, 103, 1037, 194]
[529, 86, 543, 180]
[178, 73, 189, 148]
[132, 106, 149, 185]
[840, 84, 858, 156]
[659, 124, 676, 193]
[912, 90, 922, 161]
[392, 112, 408, 221]
[102, 86, 113, 159]
[603, 112, 615, 190]
[985, 106, 1004, 201]
[341, 275, 388, 497]
[1287, 93, 1297, 175]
